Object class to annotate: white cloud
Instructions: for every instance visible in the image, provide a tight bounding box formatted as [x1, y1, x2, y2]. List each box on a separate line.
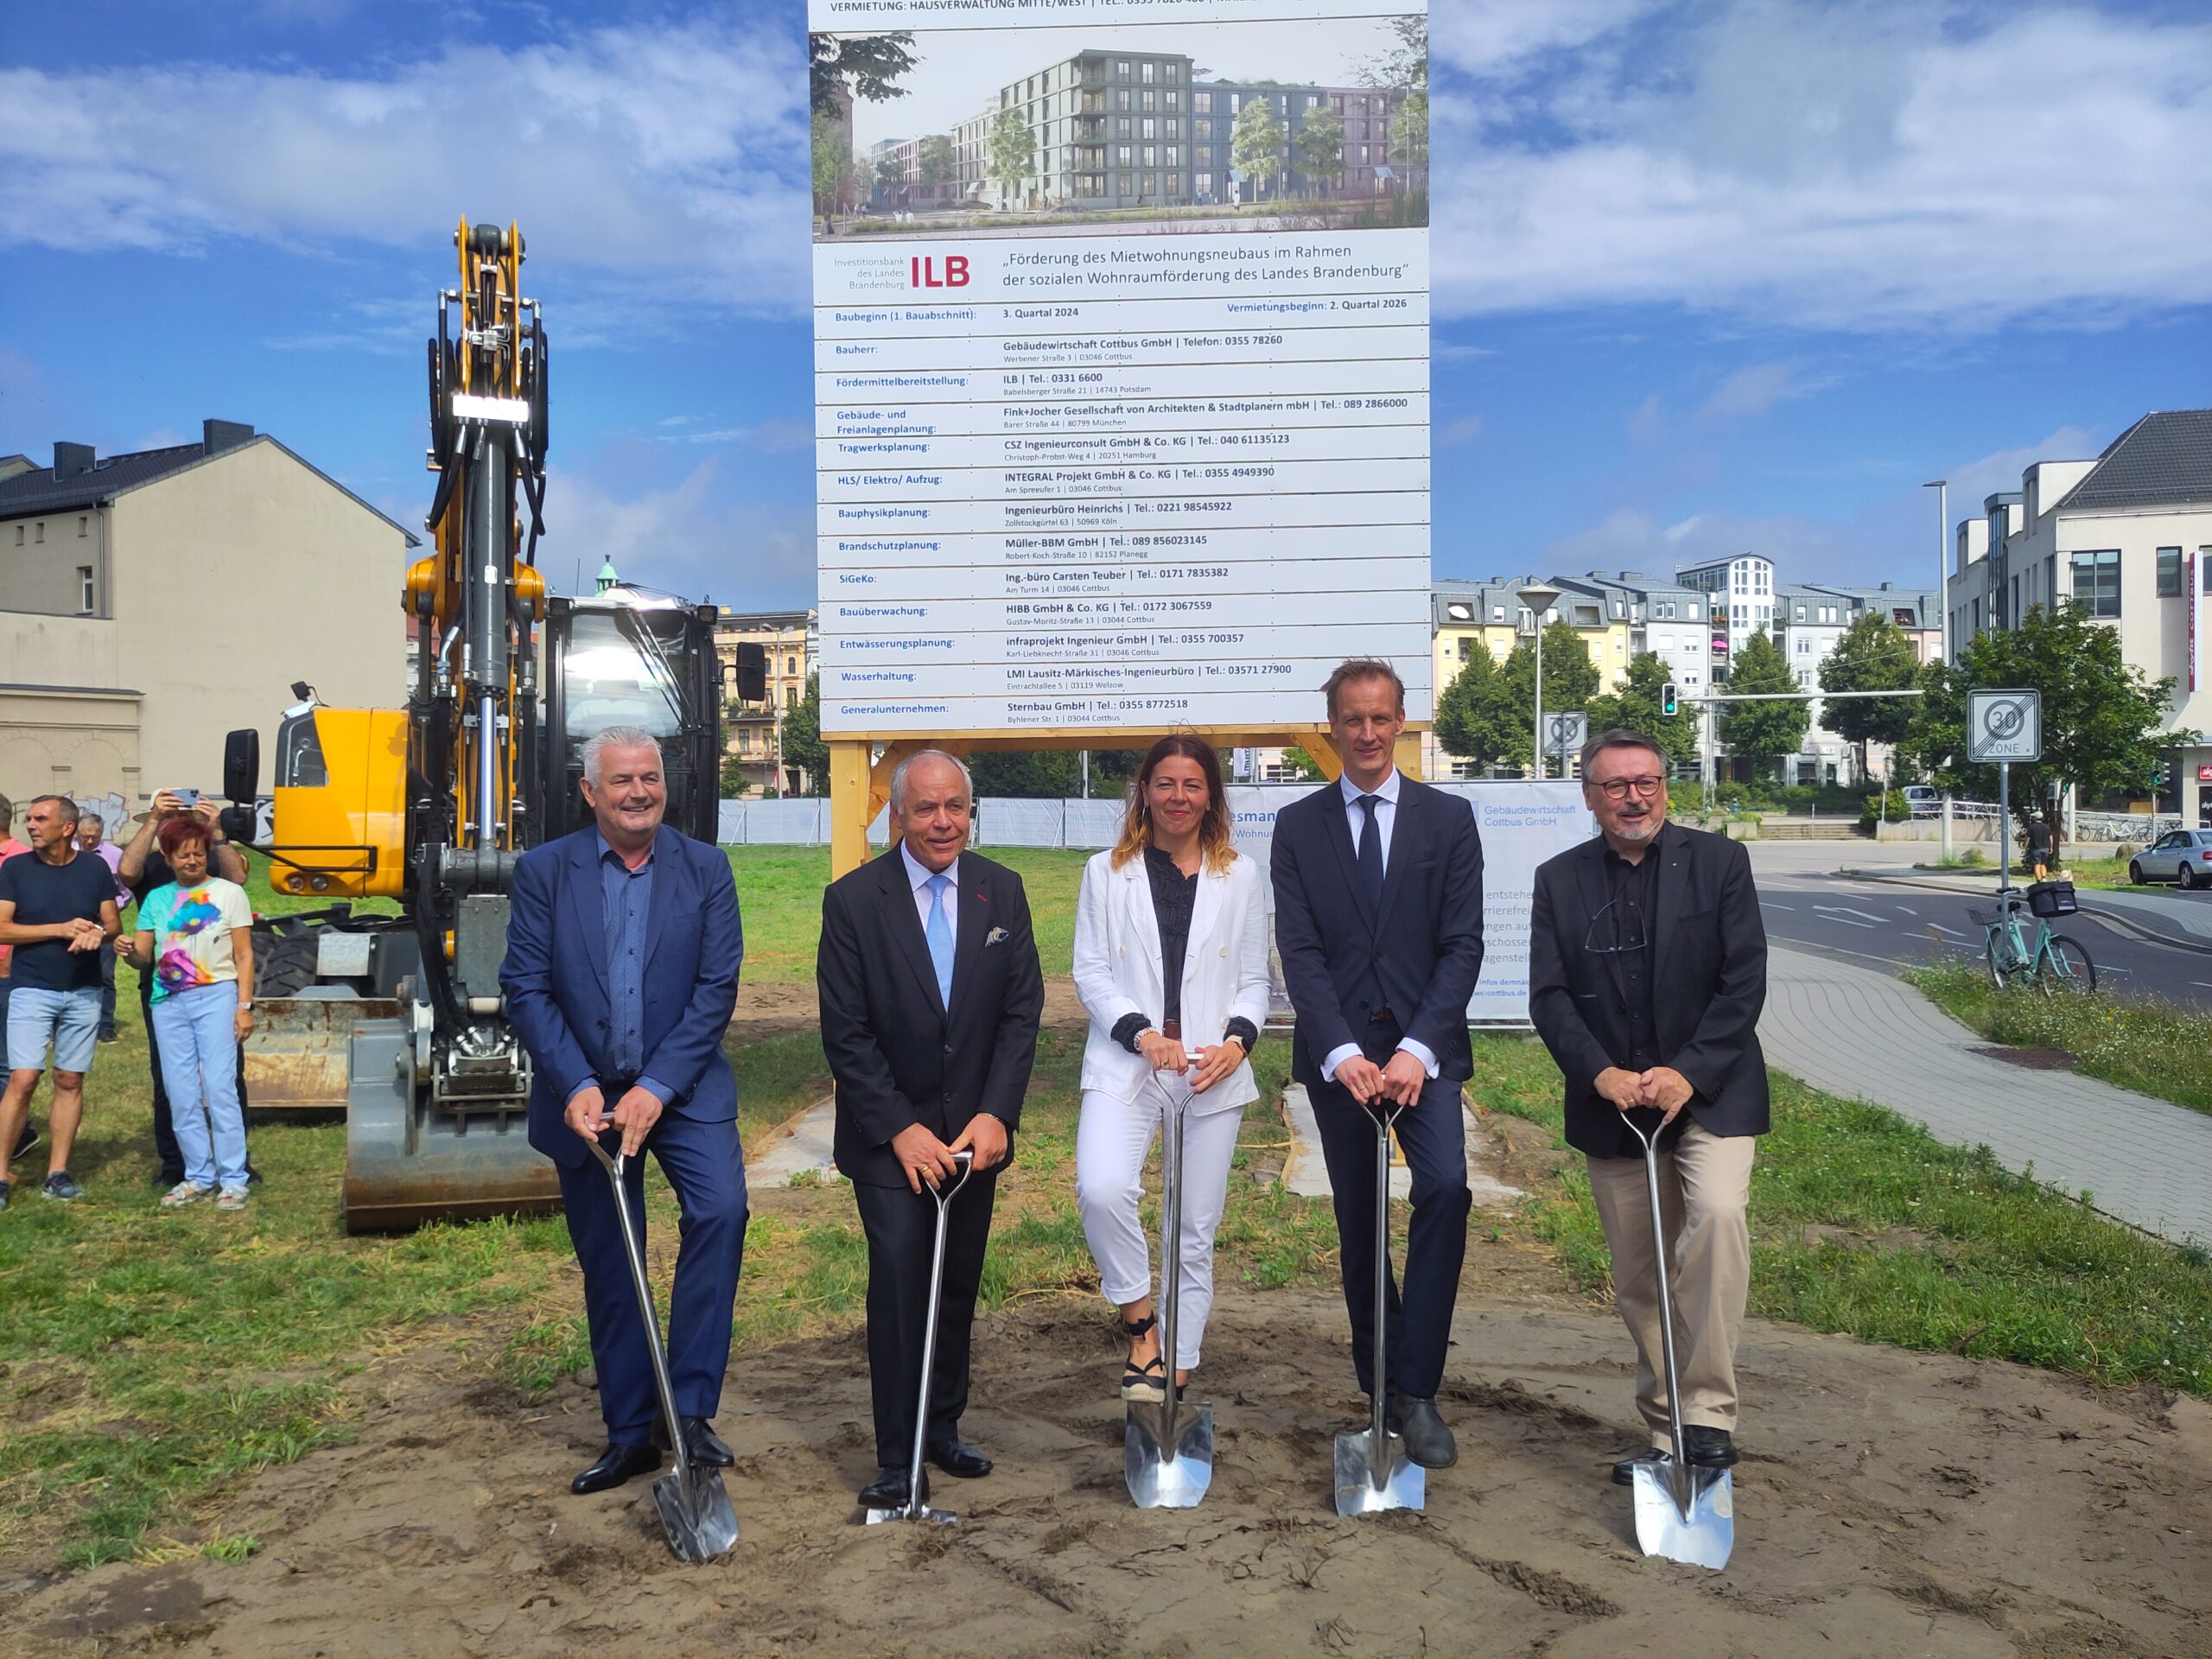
[537, 458, 815, 608]
[1437, 414, 1484, 447]
[1433, 3, 2212, 329]
[0, 21, 810, 314]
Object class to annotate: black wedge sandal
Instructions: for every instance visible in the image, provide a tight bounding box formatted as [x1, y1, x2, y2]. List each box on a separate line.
[1120, 1313, 1166, 1403]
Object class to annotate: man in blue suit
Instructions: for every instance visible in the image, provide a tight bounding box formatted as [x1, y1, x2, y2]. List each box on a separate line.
[1272, 659, 1484, 1471]
[501, 724, 746, 1496]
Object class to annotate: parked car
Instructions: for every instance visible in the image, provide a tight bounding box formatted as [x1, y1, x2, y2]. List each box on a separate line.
[2129, 829, 2212, 888]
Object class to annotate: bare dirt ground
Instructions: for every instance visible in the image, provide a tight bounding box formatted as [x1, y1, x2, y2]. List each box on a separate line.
[732, 978, 1090, 1040]
[9, 1268, 2208, 1659]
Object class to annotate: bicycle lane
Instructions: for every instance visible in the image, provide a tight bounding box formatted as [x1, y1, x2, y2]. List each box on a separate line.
[1760, 945, 2212, 1246]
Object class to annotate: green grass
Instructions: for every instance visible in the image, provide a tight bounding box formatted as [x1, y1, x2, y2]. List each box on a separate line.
[1904, 959, 2212, 1118]
[1471, 1033, 2212, 1396]
[716, 845, 1092, 985]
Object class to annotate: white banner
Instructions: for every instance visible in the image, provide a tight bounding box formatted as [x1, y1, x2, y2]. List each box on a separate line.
[810, 0, 1430, 735]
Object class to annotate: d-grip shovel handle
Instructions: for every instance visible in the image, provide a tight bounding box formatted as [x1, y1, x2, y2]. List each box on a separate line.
[929, 1147, 976, 1208]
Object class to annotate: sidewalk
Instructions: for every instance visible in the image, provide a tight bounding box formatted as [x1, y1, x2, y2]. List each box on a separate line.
[1759, 946, 2212, 1244]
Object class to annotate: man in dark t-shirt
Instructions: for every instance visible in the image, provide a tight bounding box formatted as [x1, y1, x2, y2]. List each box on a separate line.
[0, 795, 121, 1206]
[118, 795, 256, 1185]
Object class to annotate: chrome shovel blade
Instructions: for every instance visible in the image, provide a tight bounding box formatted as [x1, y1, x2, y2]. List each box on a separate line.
[1333, 1427, 1424, 1516]
[863, 1503, 957, 1527]
[1125, 1402, 1215, 1509]
[651, 1463, 741, 1563]
[1630, 1462, 1733, 1571]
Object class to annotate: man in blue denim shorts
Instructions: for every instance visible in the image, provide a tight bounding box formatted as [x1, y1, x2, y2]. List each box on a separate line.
[0, 795, 120, 1209]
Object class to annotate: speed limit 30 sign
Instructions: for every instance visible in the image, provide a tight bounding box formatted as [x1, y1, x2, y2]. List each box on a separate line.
[1967, 689, 2042, 763]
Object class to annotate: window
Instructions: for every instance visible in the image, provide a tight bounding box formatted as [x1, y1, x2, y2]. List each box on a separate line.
[1141, 117, 1154, 140]
[1193, 91, 1211, 113]
[78, 565, 95, 613]
[2158, 546, 2183, 597]
[785, 656, 797, 674]
[1491, 606, 1505, 621]
[1141, 88, 1154, 111]
[78, 515, 88, 537]
[1116, 88, 1130, 111]
[34, 521, 43, 543]
[1194, 145, 1212, 168]
[1141, 60, 1154, 84]
[785, 686, 797, 708]
[1116, 59, 1130, 79]
[1794, 604, 1806, 620]
[1164, 145, 1179, 167]
[1687, 602, 1699, 619]
[1796, 636, 1809, 654]
[2070, 549, 2121, 618]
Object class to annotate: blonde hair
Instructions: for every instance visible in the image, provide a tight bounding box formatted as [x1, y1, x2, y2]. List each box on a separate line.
[1109, 735, 1236, 874]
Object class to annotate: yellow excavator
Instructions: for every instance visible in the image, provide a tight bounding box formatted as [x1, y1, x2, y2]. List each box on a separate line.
[219, 219, 753, 1230]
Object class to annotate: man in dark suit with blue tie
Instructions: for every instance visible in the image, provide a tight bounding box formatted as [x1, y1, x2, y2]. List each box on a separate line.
[817, 750, 1044, 1510]
[1271, 659, 1484, 1470]
[501, 725, 747, 1497]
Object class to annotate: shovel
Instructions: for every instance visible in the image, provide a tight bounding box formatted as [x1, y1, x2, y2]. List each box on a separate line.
[1621, 1111, 1734, 1571]
[1125, 1074, 1214, 1509]
[1333, 1103, 1424, 1516]
[866, 1147, 976, 1527]
[587, 1135, 741, 1564]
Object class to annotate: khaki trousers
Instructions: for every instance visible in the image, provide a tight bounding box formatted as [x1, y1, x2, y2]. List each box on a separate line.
[1584, 1121, 1756, 1446]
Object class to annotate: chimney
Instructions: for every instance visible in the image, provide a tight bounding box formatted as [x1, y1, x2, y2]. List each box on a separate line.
[1878, 581, 1893, 591]
[1618, 569, 1643, 581]
[53, 442, 95, 480]
[203, 419, 255, 455]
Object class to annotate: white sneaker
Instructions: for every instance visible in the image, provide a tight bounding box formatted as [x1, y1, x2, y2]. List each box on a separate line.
[162, 1182, 213, 1208]
[216, 1185, 250, 1211]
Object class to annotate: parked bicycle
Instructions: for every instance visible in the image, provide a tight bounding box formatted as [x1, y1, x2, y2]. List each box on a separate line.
[1971, 880, 2095, 994]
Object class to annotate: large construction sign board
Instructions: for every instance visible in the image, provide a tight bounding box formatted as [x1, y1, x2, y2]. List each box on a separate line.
[810, 0, 1432, 737]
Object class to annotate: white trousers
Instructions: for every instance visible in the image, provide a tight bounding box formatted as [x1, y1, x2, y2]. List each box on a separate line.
[1074, 1077, 1244, 1370]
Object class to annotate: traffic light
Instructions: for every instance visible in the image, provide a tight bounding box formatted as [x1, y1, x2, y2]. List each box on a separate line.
[1662, 681, 1679, 717]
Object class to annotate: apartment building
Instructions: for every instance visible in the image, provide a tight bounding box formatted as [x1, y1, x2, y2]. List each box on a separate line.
[981, 48, 1196, 211]
[1675, 553, 1777, 679]
[1946, 409, 2212, 820]
[1321, 86, 1401, 197]
[715, 607, 817, 796]
[0, 423, 414, 810]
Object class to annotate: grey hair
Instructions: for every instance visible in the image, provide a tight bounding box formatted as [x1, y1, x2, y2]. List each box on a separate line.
[888, 749, 974, 816]
[79, 810, 105, 831]
[1579, 727, 1668, 775]
[581, 726, 664, 786]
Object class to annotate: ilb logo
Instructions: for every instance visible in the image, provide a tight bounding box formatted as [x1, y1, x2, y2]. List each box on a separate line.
[911, 255, 969, 289]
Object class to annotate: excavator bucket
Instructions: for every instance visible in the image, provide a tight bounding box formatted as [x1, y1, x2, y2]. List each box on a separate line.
[340, 1015, 562, 1232]
[243, 995, 396, 1113]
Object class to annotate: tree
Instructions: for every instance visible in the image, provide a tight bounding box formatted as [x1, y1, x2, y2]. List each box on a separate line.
[1531, 616, 1600, 713]
[811, 111, 857, 231]
[1718, 629, 1808, 776]
[1434, 641, 1529, 773]
[987, 105, 1034, 207]
[1363, 13, 1427, 93]
[810, 33, 916, 115]
[1900, 602, 2192, 831]
[1585, 652, 1699, 766]
[918, 132, 954, 191]
[874, 151, 905, 207]
[1388, 87, 1429, 193]
[1281, 746, 1333, 782]
[1291, 106, 1344, 197]
[1230, 98, 1285, 199]
[781, 674, 826, 795]
[718, 746, 748, 798]
[1818, 612, 1921, 782]
[968, 750, 1077, 798]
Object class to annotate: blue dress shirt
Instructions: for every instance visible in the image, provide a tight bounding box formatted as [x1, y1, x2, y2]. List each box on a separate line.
[590, 830, 674, 1107]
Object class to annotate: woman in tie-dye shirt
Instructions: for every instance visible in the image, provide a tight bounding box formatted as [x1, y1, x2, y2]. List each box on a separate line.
[126, 817, 256, 1210]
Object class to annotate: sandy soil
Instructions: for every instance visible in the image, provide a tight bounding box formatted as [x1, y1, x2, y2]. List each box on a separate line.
[733, 978, 1090, 1040]
[8, 1268, 2207, 1659]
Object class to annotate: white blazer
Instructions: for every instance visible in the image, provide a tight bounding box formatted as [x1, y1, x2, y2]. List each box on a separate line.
[1072, 847, 1273, 1115]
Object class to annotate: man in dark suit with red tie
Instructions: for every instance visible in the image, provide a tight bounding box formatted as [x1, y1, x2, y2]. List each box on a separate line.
[1271, 659, 1485, 1471]
[817, 749, 1045, 1510]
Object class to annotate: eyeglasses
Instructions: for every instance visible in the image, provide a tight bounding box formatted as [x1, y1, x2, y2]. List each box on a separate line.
[1582, 894, 1648, 957]
[1590, 775, 1666, 801]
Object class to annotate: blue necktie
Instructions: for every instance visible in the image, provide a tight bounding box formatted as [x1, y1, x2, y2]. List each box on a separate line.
[925, 873, 955, 1007]
[1357, 794, 1386, 912]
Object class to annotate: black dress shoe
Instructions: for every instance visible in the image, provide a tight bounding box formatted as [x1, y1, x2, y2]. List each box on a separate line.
[926, 1437, 993, 1478]
[570, 1441, 662, 1495]
[14, 1122, 38, 1160]
[860, 1465, 928, 1509]
[652, 1415, 734, 1467]
[1387, 1394, 1459, 1470]
[1684, 1426, 1738, 1469]
[1612, 1448, 1666, 1486]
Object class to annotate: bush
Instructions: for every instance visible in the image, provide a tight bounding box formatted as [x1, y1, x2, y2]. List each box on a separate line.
[1860, 790, 1910, 830]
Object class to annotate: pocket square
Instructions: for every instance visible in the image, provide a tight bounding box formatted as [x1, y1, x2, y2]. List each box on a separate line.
[985, 925, 1009, 947]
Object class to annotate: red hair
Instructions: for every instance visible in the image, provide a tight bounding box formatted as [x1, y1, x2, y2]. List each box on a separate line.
[157, 816, 211, 859]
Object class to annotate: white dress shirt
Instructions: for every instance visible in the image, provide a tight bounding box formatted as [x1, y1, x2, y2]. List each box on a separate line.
[1321, 767, 1440, 1085]
[901, 842, 959, 950]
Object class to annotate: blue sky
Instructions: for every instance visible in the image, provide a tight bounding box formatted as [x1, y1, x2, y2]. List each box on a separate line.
[3, 0, 2208, 609]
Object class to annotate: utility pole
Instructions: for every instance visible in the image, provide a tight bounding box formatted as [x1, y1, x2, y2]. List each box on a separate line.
[1924, 479, 1948, 664]
[1518, 581, 1561, 780]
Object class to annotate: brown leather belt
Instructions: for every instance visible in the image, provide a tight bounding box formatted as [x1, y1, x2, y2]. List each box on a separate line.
[1369, 1007, 1398, 1025]
[1160, 1018, 1182, 1040]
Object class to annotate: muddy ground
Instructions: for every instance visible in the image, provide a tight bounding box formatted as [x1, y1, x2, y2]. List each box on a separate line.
[8, 1263, 2207, 1659]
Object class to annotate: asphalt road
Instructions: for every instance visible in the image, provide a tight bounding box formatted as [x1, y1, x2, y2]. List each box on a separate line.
[1751, 866, 2212, 1007]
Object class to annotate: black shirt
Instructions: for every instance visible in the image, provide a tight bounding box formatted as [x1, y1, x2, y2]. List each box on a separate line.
[1109, 849, 1261, 1056]
[0, 849, 116, 992]
[1600, 824, 1665, 1071]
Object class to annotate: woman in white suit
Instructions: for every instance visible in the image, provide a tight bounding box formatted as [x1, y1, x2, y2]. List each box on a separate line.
[1073, 735, 1272, 1402]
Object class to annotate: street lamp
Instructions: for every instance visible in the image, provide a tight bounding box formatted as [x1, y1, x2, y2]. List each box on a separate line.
[1517, 581, 1563, 778]
[1923, 480, 1948, 664]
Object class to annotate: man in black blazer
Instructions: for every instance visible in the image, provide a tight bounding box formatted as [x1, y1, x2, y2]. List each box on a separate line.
[1528, 728, 1768, 1485]
[817, 749, 1044, 1509]
[1272, 659, 1484, 1469]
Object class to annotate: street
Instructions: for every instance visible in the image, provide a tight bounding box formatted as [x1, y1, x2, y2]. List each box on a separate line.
[1745, 842, 2212, 1008]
